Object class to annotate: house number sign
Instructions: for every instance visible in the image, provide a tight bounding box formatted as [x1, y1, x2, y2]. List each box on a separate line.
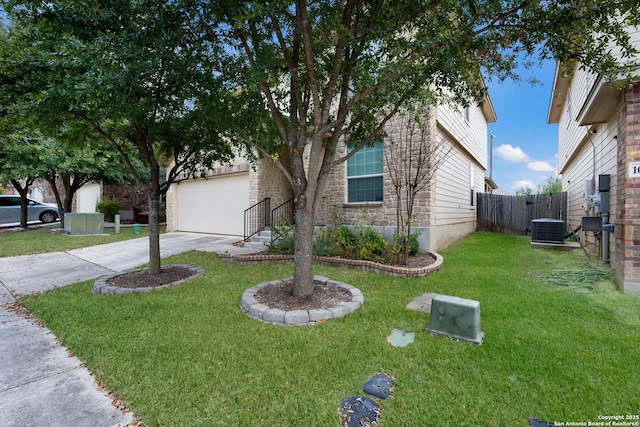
[629, 162, 640, 178]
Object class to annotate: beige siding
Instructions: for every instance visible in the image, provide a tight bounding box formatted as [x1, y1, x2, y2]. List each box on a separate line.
[610, 25, 640, 77]
[558, 67, 599, 174]
[436, 102, 488, 169]
[562, 115, 619, 251]
[433, 139, 483, 248]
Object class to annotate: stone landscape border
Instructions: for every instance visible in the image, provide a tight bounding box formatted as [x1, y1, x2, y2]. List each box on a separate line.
[240, 275, 364, 326]
[92, 264, 204, 295]
[220, 251, 443, 277]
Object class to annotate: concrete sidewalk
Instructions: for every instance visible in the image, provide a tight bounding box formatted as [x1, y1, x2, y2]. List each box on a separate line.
[0, 232, 260, 426]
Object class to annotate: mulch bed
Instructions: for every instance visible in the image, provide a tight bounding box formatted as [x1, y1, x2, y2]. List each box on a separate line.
[106, 266, 195, 288]
[254, 280, 352, 311]
[393, 252, 436, 268]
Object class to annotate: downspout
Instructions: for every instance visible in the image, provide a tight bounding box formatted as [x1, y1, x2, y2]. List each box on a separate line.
[586, 128, 597, 193]
[587, 128, 610, 264]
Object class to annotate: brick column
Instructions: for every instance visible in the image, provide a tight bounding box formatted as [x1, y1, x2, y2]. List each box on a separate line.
[619, 84, 640, 294]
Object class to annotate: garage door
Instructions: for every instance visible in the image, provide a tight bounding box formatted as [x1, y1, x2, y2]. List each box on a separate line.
[175, 173, 249, 235]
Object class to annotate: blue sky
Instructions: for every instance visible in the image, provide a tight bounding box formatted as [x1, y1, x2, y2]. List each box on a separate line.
[485, 59, 559, 194]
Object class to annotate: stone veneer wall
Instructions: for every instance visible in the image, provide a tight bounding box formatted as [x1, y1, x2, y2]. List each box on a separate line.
[616, 83, 640, 294]
[249, 156, 293, 209]
[320, 112, 437, 246]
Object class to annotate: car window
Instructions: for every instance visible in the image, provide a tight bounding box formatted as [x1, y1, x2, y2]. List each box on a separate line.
[0, 197, 22, 206]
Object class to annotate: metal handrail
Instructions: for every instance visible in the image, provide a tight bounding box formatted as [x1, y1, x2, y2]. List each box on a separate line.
[270, 198, 294, 242]
[244, 197, 270, 240]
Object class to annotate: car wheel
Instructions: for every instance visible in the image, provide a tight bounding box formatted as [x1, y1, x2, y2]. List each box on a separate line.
[40, 211, 57, 223]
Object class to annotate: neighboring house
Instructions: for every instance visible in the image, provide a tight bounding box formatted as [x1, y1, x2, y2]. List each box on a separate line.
[75, 182, 152, 222]
[547, 25, 640, 294]
[166, 95, 496, 252]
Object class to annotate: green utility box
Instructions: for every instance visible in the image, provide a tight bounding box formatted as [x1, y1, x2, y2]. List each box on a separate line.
[64, 213, 105, 235]
[425, 295, 484, 345]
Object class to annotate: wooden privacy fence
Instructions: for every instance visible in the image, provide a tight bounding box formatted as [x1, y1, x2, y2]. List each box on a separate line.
[476, 192, 567, 235]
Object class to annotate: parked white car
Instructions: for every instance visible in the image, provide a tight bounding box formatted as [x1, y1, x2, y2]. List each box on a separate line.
[0, 195, 60, 224]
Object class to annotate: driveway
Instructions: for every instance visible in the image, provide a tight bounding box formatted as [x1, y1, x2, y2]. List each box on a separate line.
[0, 232, 260, 426]
[0, 232, 256, 298]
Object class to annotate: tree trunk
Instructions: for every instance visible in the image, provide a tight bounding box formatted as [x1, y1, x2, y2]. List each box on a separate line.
[62, 176, 73, 229]
[292, 193, 315, 297]
[147, 165, 162, 275]
[11, 178, 34, 229]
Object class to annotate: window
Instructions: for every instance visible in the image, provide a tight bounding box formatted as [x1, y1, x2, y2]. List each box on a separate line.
[469, 163, 475, 207]
[464, 106, 470, 123]
[0, 197, 20, 207]
[347, 140, 383, 203]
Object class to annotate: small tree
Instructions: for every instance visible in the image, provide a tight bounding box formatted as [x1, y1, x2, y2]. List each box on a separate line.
[537, 176, 562, 195]
[385, 113, 451, 264]
[516, 186, 534, 196]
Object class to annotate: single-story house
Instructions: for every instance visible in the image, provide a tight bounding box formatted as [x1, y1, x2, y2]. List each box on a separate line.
[166, 94, 496, 252]
[547, 25, 640, 294]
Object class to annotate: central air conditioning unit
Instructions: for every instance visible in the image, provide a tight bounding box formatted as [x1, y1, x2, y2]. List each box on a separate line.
[531, 218, 565, 244]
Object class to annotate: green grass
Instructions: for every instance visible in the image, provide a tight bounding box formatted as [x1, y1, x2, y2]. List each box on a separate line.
[0, 224, 165, 257]
[20, 232, 640, 426]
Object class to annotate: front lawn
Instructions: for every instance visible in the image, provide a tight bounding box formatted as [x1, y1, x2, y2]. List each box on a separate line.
[0, 224, 165, 257]
[20, 232, 640, 426]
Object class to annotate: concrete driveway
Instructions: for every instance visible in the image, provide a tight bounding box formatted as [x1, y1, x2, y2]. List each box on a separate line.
[0, 232, 259, 426]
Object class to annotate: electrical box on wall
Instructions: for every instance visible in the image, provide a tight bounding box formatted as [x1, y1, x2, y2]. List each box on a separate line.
[599, 174, 611, 213]
[598, 174, 610, 192]
[583, 179, 594, 198]
[582, 216, 602, 232]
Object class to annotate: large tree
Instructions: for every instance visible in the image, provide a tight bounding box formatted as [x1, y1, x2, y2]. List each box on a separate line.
[1, 0, 236, 274]
[211, 1, 639, 296]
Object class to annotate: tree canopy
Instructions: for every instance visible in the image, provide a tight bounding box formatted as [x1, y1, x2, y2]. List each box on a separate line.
[1, 0, 240, 273]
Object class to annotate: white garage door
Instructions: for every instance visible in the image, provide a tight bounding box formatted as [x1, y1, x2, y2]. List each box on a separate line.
[176, 173, 249, 236]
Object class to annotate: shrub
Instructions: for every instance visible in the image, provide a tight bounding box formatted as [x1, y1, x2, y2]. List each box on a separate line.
[335, 226, 357, 256]
[388, 231, 421, 263]
[268, 223, 295, 255]
[355, 226, 387, 261]
[313, 227, 340, 257]
[408, 232, 420, 256]
[95, 198, 122, 222]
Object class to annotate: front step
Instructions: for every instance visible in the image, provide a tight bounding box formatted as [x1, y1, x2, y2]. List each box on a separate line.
[245, 228, 292, 250]
[244, 240, 268, 251]
[244, 229, 272, 250]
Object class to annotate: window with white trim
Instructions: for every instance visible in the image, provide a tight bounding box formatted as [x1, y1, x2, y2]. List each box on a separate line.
[346, 140, 383, 203]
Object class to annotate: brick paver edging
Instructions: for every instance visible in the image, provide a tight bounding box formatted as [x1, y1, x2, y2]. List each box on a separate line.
[240, 275, 364, 326]
[220, 252, 443, 277]
[92, 264, 205, 295]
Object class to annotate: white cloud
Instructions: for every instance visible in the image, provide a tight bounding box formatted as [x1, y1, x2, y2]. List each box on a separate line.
[527, 161, 555, 172]
[515, 180, 535, 190]
[495, 144, 530, 162]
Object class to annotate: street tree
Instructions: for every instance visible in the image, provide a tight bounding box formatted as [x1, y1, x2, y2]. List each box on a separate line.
[1, 1, 236, 274]
[0, 139, 38, 228]
[211, 0, 639, 297]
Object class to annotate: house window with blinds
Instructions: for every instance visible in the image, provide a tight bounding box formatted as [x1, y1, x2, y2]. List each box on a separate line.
[346, 140, 384, 203]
